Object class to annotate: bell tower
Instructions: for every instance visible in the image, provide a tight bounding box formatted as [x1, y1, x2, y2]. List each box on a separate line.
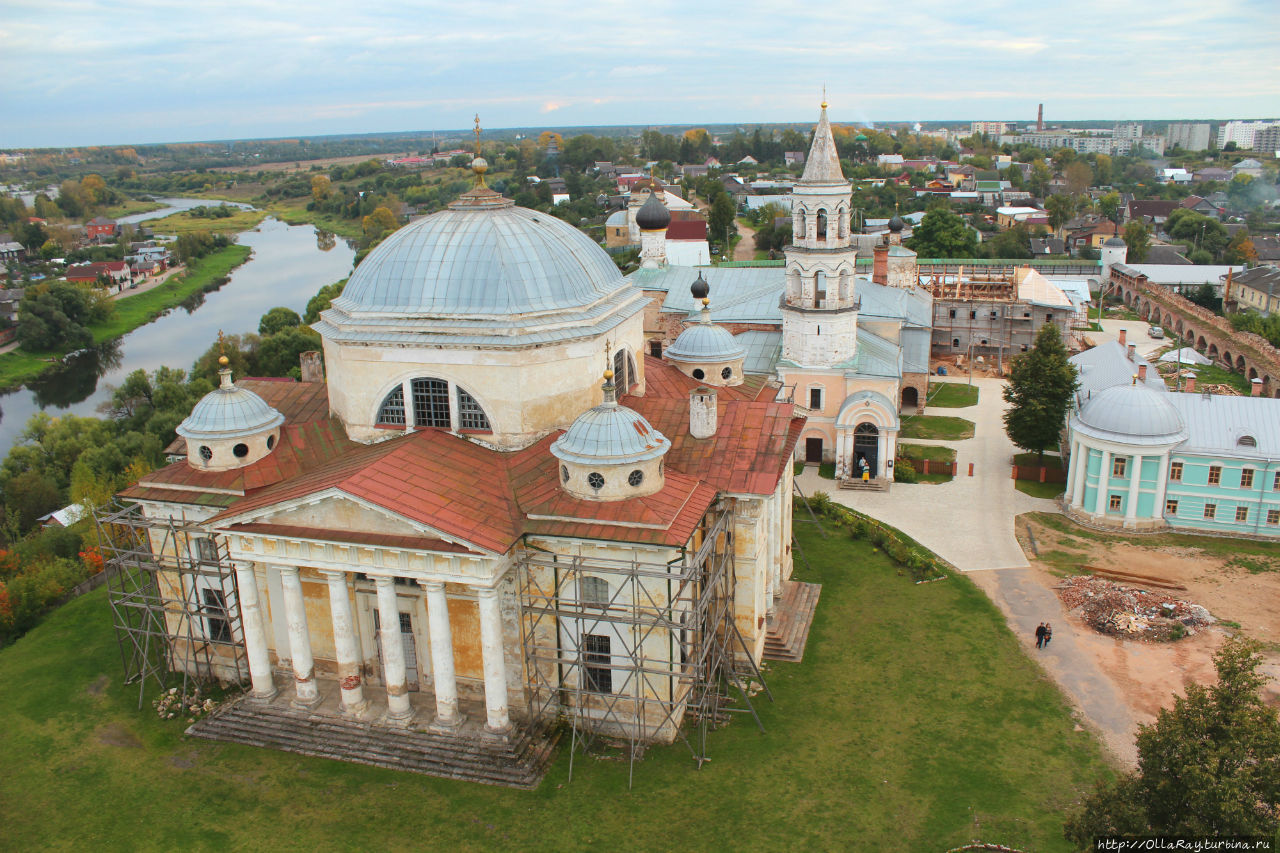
[780, 100, 860, 368]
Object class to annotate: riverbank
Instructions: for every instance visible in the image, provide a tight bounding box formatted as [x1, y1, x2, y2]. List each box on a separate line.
[264, 200, 364, 241]
[139, 207, 267, 235]
[0, 244, 252, 391]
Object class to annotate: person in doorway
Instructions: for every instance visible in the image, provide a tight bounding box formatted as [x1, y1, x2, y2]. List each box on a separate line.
[859, 456, 870, 481]
[1043, 623, 1053, 648]
[1035, 622, 1046, 649]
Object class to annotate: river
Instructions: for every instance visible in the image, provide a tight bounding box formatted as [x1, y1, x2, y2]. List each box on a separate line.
[0, 200, 354, 457]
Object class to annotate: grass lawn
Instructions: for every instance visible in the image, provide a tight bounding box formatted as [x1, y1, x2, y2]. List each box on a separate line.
[925, 382, 979, 408]
[1013, 452, 1063, 469]
[0, 522, 1109, 852]
[0, 245, 251, 390]
[265, 200, 364, 241]
[1015, 480, 1065, 499]
[900, 415, 975, 441]
[1190, 363, 1251, 394]
[899, 443, 956, 464]
[142, 208, 266, 235]
[1028, 511, 1280, 565]
[103, 199, 165, 218]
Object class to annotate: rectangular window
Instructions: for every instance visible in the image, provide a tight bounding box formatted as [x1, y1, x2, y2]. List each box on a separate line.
[195, 537, 218, 563]
[969, 310, 977, 319]
[201, 588, 231, 643]
[1112, 457, 1127, 478]
[1268, 509, 1279, 526]
[948, 308, 956, 319]
[1045, 313, 1053, 322]
[1235, 506, 1248, 522]
[411, 378, 451, 428]
[1109, 494, 1122, 511]
[1274, 471, 1280, 491]
[582, 634, 612, 694]
[1169, 461, 1183, 481]
[1208, 466, 1221, 486]
[1240, 468, 1254, 489]
[1204, 503, 1216, 520]
[809, 387, 823, 410]
[1165, 499, 1178, 516]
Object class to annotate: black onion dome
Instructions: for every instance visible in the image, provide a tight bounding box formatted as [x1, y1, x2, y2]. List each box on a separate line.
[690, 272, 709, 300]
[888, 214, 904, 233]
[636, 190, 671, 231]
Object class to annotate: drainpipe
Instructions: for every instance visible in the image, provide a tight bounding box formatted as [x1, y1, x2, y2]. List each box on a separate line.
[1252, 460, 1274, 537]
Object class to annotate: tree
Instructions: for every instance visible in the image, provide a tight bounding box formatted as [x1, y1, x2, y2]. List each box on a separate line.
[1045, 193, 1076, 236]
[258, 306, 301, 337]
[1002, 323, 1077, 463]
[1123, 221, 1150, 263]
[361, 206, 398, 243]
[17, 282, 97, 351]
[987, 224, 1032, 259]
[1028, 161, 1053, 199]
[905, 208, 978, 258]
[1065, 639, 1280, 846]
[1064, 161, 1093, 195]
[1224, 231, 1258, 265]
[310, 174, 332, 204]
[1098, 191, 1122, 222]
[706, 194, 736, 254]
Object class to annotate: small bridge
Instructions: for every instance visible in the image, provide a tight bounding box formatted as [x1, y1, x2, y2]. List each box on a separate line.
[1109, 264, 1280, 397]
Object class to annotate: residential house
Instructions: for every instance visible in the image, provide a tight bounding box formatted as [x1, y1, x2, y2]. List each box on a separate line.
[1125, 199, 1180, 226]
[1179, 195, 1221, 218]
[0, 288, 23, 325]
[1232, 159, 1264, 178]
[0, 241, 25, 264]
[1193, 167, 1233, 183]
[1227, 265, 1280, 316]
[86, 216, 118, 242]
[1251, 237, 1280, 267]
[1029, 237, 1066, 256]
[65, 260, 130, 290]
[783, 151, 805, 167]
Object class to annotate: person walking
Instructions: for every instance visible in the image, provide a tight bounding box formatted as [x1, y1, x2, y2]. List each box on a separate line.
[1042, 623, 1053, 648]
[1034, 622, 1046, 649]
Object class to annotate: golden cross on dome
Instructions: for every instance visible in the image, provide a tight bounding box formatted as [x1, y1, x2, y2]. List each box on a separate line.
[473, 114, 482, 154]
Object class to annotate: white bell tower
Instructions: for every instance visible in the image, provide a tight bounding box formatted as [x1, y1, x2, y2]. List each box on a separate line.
[780, 100, 860, 368]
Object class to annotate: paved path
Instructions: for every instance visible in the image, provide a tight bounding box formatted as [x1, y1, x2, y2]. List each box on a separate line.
[797, 376, 1057, 571]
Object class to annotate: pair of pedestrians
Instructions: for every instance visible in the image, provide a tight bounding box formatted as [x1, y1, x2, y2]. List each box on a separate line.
[1034, 622, 1053, 649]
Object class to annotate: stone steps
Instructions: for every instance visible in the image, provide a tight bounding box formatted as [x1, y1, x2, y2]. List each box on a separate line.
[187, 701, 558, 789]
[838, 477, 889, 491]
[764, 581, 822, 663]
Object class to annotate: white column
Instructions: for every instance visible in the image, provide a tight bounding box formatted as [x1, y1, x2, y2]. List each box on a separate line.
[321, 570, 367, 715]
[771, 491, 783, 603]
[1153, 451, 1171, 521]
[421, 580, 461, 728]
[1125, 455, 1141, 525]
[278, 566, 318, 706]
[233, 563, 276, 700]
[1070, 440, 1088, 508]
[1094, 449, 1112, 517]
[375, 576, 413, 722]
[475, 586, 511, 734]
[401, 378, 414, 433]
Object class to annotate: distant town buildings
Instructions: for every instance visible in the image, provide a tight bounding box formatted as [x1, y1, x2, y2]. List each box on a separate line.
[1216, 120, 1280, 150]
[1166, 123, 1211, 152]
[970, 121, 1008, 137]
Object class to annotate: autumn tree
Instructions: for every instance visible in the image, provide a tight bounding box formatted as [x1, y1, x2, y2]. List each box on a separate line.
[361, 205, 399, 243]
[310, 174, 332, 204]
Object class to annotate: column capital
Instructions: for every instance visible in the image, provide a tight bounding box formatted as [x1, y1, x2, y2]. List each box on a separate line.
[418, 579, 446, 593]
[472, 584, 500, 600]
[319, 569, 348, 582]
[372, 574, 396, 589]
[277, 564, 300, 578]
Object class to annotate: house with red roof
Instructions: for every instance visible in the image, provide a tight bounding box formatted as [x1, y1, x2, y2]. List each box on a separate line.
[65, 260, 130, 290]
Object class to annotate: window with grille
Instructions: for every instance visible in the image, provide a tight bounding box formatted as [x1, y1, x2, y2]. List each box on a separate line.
[1208, 466, 1222, 486]
[1165, 500, 1178, 516]
[1170, 461, 1183, 481]
[1235, 506, 1248, 522]
[412, 378, 450, 427]
[1204, 503, 1216, 520]
[202, 588, 231, 643]
[809, 387, 823, 410]
[582, 633, 612, 693]
[376, 386, 406, 426]
[579, 576, 609, 608]
[1241, 468, 1254, 489]
[195, 537, 218, 563]
[456, 387, 490, 430]
[613, 348, 636, 392]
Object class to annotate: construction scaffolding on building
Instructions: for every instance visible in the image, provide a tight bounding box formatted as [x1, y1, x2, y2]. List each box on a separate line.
[92, 500, 248, 710]
[517, 508, 771, 788]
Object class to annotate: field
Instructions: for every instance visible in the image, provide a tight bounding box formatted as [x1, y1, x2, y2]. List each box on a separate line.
[899, 415, 975, 441]
[925, 382, 979, 408]
[142, 207, 267, 235]
[0, 520, 1111, 851]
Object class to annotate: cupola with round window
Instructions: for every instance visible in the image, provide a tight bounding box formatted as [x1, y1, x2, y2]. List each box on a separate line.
[551, 369, 669, 501]
[176, 356, 285, 472]
[663, 274, 746, 387]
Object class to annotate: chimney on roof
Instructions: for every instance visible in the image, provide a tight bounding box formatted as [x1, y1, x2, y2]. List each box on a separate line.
[1138, 364, 1148, 381]
[1184, 375, 1197, 393]
[1118, 328, 1127, 347]
[689, 386, 717, 439]
[1251, 378, 1263, 397]
[1127, 344, 1136, 361]
[300, 351, 324, 383]
[873, 243, 888, 285]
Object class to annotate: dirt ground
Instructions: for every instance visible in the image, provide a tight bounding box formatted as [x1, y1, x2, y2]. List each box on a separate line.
[1016, 513, 1280, 724]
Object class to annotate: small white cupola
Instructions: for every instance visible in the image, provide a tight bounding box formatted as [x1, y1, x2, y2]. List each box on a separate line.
[550, 369, 669, 501]
[176, 356, 285, 472]
[663, 273, 746, 386]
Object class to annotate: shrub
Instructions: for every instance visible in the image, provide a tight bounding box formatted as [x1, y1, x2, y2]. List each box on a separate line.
[893, 457, 918, 483]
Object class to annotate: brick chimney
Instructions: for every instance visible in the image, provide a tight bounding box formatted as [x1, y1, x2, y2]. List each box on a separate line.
[1138, 364, 1147, 381]
[300, 351, 324, 383]
[1127, 344, 1136, 361]
[1118, 328, 1127, 347]
[873, 243, 888, 286]
[1251, 378, 1263, 397]
[1184, 375, 1197, 393]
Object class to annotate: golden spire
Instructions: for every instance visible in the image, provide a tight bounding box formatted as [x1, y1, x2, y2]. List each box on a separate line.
[821, 85, 828, 111]
[473, 114, 482, 155]
[470, 113, 488, 188]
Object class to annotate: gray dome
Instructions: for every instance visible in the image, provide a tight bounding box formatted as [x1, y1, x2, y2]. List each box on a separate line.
[665, 320, 746, 364]
[177, 370, 285, 441]
[888, 214, 904, 232]
[551, 390, 669, 466]
[333, 199, 626, 317]
[1075, 383, 1186, 444]
[1103, 236, 1127, 248]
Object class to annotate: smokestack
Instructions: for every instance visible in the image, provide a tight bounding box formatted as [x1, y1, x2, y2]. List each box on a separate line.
[873, 243, 888, 286]
[1037, 103, 1044, 132]
[689, 387, 717, 439]
[1138, 364, 1147, 381]
[1184, 375, 1197, 393]
[1127, 344, 1136, 361]
[1118, 328, 1127, 347]
[1251, 378, 1263, 397]
[300, 351, 324, 383]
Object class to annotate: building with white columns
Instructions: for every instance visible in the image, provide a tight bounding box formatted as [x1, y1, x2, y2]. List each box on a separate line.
[118, 168, 805, 777]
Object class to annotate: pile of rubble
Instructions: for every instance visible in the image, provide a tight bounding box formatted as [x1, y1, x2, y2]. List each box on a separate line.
[1056, 574, 1214, 641]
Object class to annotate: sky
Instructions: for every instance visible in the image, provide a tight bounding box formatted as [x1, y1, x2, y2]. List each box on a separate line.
[2, 0, 1277, 149]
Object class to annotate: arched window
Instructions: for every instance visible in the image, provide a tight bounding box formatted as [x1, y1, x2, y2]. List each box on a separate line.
[375, 386, 407, 426]
[1238, 435, 1257, 448]
[457, 387, 490, 430]
[613, 348, 638, 392]
[376, 378, 491, 431]
[815, 271, 826, 307]
[816, 209, 827, 241]
[797, 210, 806, 240]
[580, 575, 609, 607]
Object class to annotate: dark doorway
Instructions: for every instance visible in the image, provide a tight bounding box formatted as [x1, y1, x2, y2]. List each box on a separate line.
[901, 386, 919, 411]
[854, 423, 879, 477]
[805, 437, 823, 463]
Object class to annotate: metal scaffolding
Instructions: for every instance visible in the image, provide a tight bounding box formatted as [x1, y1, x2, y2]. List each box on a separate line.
[517, 508, 771, 788]
[92, 501, 248, 709]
